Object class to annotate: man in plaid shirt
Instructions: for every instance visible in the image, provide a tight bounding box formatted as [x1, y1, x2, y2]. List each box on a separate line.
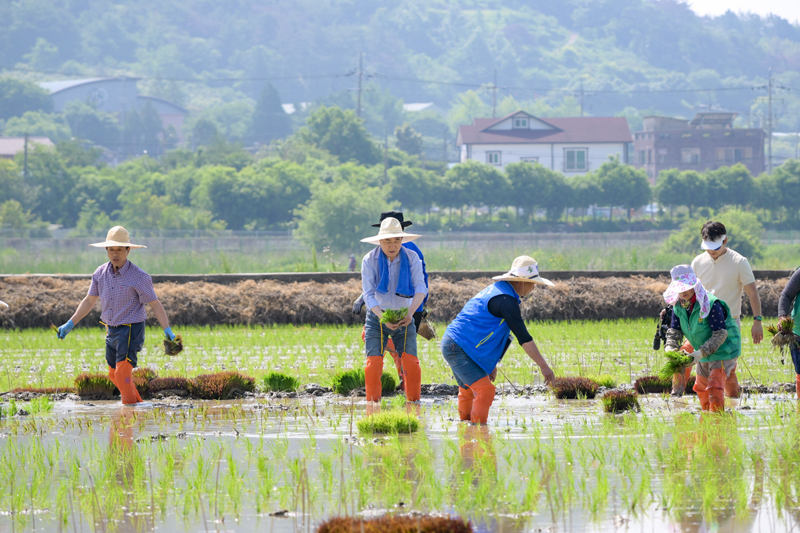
[57, 226, 178, 405]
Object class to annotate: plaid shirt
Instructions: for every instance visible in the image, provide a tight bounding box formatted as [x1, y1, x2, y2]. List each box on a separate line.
[88, 260, 158, 326]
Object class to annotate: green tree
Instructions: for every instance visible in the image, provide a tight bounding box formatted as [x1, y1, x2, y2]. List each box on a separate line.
[594, 157, 651, 222]
[22, 37, 59, 70]
[387, 166, 438, 213]
[0, 159, 24, 206]
[299, 106, 380, 165]
[295, 180, 389, 253]
[56, 139, 103, 168]
[0, 199, 32, 228]
[74, 199, 113, 234]
[63, 101, 121, 149]
[394, 123, 424, 156]
[3, 111, 71, 141]
[15, 144, 75, 225]
[654, 168, 684, 215]
[247, 82, 291, 144]
[0, 77, 52, 120]
[506, 161, 568, 223]
[710, 164, 753, 208]
[772, 160, 800, 220]
[569, 173, 603, 215]
[192, 118, 220, 149]
[444, 160, 510, 222]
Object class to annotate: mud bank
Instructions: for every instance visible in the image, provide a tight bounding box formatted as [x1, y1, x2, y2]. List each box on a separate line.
[0, 275, 788, 328]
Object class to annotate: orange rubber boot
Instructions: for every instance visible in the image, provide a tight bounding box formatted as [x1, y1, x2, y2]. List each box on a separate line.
[115, 360, 140, 405]
[457, 387, 474, 421]
[468, 376, 496, 425]
[364, 356, 384, 402]
[672, 366, 692, 396]
[108, 366, 118, 389]
[795, 374, 800, 399]
[708, 368, 726, 412]
[401, 354, 421, 401]
[724, 363, 741, 398]
[693, 375, 711, 411]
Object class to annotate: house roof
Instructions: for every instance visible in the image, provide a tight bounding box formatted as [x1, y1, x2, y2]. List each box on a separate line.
[136, 95, 188, 114]
[457, 111, 632, 145]
[39, 77, 138, 94]
[0, 136, 54, 158]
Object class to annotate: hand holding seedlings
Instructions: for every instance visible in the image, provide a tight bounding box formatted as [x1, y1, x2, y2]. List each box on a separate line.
[163, 328, 183, 356]
[767, 318, 798, 354]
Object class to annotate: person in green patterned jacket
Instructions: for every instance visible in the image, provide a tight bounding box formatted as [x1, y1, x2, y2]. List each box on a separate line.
[778, 267, 800, 399]
[663, 264, 741, 412]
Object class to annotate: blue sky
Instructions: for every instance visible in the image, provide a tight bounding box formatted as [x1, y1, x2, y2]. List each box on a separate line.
[688, 0, 800, 23]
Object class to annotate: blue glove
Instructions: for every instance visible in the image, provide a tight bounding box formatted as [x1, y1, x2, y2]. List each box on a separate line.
[164, 327, 176, 341]
[57, 319, 74, 339]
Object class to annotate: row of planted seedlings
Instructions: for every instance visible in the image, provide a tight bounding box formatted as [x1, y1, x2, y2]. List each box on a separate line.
[1, 394, 800, 531]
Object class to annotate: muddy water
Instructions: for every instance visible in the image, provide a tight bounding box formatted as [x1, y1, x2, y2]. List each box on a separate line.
[1, 393, 799, 532]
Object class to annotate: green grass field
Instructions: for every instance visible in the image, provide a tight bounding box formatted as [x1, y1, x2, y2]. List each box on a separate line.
[2, 242, 799, 274]
[1, 319, 791, 391]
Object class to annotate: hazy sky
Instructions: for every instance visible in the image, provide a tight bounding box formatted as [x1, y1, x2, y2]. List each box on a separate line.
[688, 0, 800, 23]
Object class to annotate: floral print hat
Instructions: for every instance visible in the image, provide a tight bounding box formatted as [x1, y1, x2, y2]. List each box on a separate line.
[663, 264, 711, 318]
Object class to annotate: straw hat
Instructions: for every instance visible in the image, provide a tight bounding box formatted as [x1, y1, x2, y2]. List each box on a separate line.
[361, 217, 420, 245]
[492, 256, 554, 287]
[89, 226, 146, 249]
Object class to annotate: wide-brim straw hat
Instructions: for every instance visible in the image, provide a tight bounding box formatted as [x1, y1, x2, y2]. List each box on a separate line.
[89, 226, 146, 249]
[492, 256, 554, 287]
[361, 217, 420, 245]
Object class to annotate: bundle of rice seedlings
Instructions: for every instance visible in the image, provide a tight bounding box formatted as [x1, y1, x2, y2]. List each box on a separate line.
[380, 308, 408, 324]
[132, 367, 158, 382]
[148, 377, 191, 396]
[189, 371, 256, 400]
[634, 375, 671, 394]
[601, 390, 639, 413]
[767, 319, 798, 354]
[552, 377, 599, 399]
[262, 372, 301, 392]
[74, 373, 117, 400]
[11, 386, 76, 395]
[658, 351, 694, 381]
[163, 335, 184, 356]
[357, 410, 421, 434]
[331, 369, 396, 395]
[587, 374, 617, 388]
[318, 515, 472, 533]
[332, 369, 365, 395]
[417, 318, 437, 340]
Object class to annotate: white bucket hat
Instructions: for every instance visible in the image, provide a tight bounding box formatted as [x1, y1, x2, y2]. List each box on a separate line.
[361, 217, 420, 245]
[663, 264, 711, 318]
[89, 226, 147, 249]
[492, 256, 554, 287]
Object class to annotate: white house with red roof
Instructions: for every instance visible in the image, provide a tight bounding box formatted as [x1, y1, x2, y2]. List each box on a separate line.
[456, 111, 632, 175]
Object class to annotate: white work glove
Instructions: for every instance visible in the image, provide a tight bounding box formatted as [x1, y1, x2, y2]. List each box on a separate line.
[684, 350, 704, 367]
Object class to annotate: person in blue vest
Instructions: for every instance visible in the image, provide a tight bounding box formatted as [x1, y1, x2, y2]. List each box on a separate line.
[354, 211, 429, 391]
[442, 256, 556, 424]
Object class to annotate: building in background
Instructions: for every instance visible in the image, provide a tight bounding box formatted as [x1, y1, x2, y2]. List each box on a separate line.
[0, 136, 54, 159]
[456, 111, 632, 175]
[633, 112, 765, 182]
[38, 78, 187, 142]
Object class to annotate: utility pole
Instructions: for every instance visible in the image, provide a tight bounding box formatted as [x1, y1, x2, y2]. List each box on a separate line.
[23, 132, 28, 181]
[356, 52, 363, 118]
[443, 126, 448, 162]
[492, 69, 497, 118]
[579, 80, 584, 117]
[767, 68, 773, 173]
[383, 126, 388, 183]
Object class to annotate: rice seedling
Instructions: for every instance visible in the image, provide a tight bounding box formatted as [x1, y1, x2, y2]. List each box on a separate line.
[147, 376, 191, 395]
[331, 368, 365, 395]
[601, 390, 639, 413]
[73, 373, 117, 399]
[262, 371, 301, 392]
[587, 374, 616, 388]
[188, 371, 255, 400]
[379, 308, 408, 324]
[634, 375, 671, 394]
[552, 377, 599, 399]
[658, 351, 694, 381]
[357, 410, 421, 434]
[380, 371, 398, 392]
[766, 318, 798, 354]
[26, 396, 54, 415]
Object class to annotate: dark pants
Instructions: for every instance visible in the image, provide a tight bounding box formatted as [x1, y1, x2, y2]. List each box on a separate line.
[413, 310, 424, 331]
[105, 322, 145, 368]
[791, 334, 800, 374]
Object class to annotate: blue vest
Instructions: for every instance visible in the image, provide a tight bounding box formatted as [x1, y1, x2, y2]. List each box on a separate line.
[445, 281, 519, 374]
[403, 242, 428, 307]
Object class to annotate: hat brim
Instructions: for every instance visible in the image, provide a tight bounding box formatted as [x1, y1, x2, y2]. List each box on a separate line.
[361, 233, 420, 245]
[492, 274, 554, 287]
[89, 241, 146, 249]
[373, 221, 412, 228]
[700, 240, 723, 251]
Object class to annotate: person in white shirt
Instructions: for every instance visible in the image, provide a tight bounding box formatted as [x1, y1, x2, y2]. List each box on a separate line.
[360, 218, 427, 403]
[688, 221, 763, 398]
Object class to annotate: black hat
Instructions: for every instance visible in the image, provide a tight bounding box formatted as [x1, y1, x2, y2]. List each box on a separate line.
[372, 211, 412, 228]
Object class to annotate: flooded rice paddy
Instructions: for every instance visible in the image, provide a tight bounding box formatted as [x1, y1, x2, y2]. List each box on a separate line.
[2, 320, 800, 532]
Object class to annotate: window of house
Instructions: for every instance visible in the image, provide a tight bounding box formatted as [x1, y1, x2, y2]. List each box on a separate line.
[647, 150, 652, 164]
[717, 148, 750, 164]
[521, 157, 539, 164]
[513, 118, 528, 128]
[657, 149, 667, 164]
[681, 148, 700, 164]
[638, 150, 646, 165]
[565, 149, 587, 171]
[486, 151, 501, 165]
